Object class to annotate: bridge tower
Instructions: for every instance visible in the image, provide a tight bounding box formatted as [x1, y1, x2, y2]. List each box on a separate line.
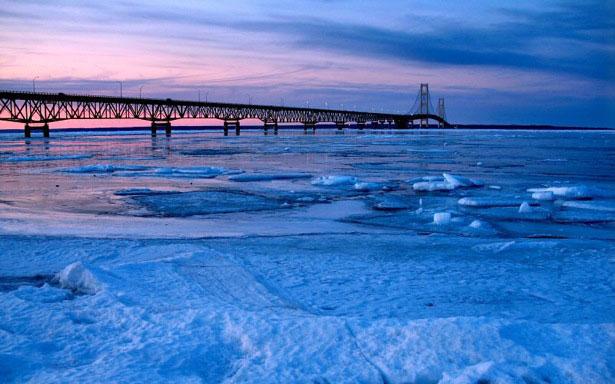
[437, 98, 446, 128]
[419, 83, 430, 128]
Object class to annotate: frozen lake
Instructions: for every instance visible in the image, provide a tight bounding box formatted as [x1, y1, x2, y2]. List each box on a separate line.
[1, 128, 614, 383]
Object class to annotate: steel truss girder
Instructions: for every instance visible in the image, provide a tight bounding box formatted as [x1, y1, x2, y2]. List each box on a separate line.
[0, 91, 450, 127]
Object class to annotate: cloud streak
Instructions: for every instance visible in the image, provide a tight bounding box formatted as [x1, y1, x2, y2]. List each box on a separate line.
[229, 2, 614, 79]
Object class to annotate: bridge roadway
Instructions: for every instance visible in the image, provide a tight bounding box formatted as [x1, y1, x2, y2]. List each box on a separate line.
[0, 90, 450, 137]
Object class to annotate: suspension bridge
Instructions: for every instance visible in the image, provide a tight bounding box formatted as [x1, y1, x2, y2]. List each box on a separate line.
[0, 84, 449, 137]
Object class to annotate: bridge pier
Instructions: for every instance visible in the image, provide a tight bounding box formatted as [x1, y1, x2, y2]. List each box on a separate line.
[24, 123, 50, 138]
[394, 118, 409, 129]
[151, 121, 172, 137]
[335, 121, 346, 133]
[263, 120, 278, 135]
[371, 121, 379, 128]
[224, 119, 240, 136]
[356, 122, 366, 130]
[303, 121, 316, 134]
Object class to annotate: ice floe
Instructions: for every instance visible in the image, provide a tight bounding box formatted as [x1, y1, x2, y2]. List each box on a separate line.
[60, 164, 149, 173]
[130, 190, 283, 216]
[442, 172, 483, 188]
[458, 197, 527, 208]
[561, 200, 615, 212]
[311, 175, 358, 186]
[552, 209, 615, 224]
[59, 164, 238, 179]
[408, 175, 443, 183]
[134, 166, 236, 179]
[229, 172, 311, 182]
[413, 180, 454, 192]
[54, 262, 100, 295]
[353, 181, 387, 192]
[3, 154, 93, 162]
[531, 191, 555, 201]
[518, 201, 533, 213]
[412, 173, 483, 192]
[467, 219, 496, 234]
[433, 212, 452, 225]
[527, 185, 593, 199]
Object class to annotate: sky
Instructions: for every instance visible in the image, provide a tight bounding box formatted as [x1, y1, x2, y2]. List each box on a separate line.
[0, 0, 614, 127]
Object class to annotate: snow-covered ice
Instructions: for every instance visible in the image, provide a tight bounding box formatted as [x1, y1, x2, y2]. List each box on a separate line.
[1, 129, 614, 383]
[353, 181, 387, 192]
[532, 191, 555, 201]
[458, 197, 526, 207]
[412, 180, 454, 191]
[412, 173, 482, 192]
[442, 172, 482, 188]
[433, 212, 452, 225]
[60, 164, 150, 173]
[311, 175, 358, 186]
[54, 262, 100, 295]
[229, 172, 312, 182]
[518, 201, 533, 213]
[117, 166, 237, 179]
[527, 185, 595, 199]
[561, 200, 615, 212]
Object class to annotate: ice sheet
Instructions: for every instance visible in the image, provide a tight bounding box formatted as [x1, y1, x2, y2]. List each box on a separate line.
[1, 129, 614, 383]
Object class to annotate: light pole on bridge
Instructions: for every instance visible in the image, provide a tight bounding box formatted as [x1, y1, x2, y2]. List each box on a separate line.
[139, 85, 144, 99]
[199, 90, 210, 103]
[32, 77, 39, 92]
